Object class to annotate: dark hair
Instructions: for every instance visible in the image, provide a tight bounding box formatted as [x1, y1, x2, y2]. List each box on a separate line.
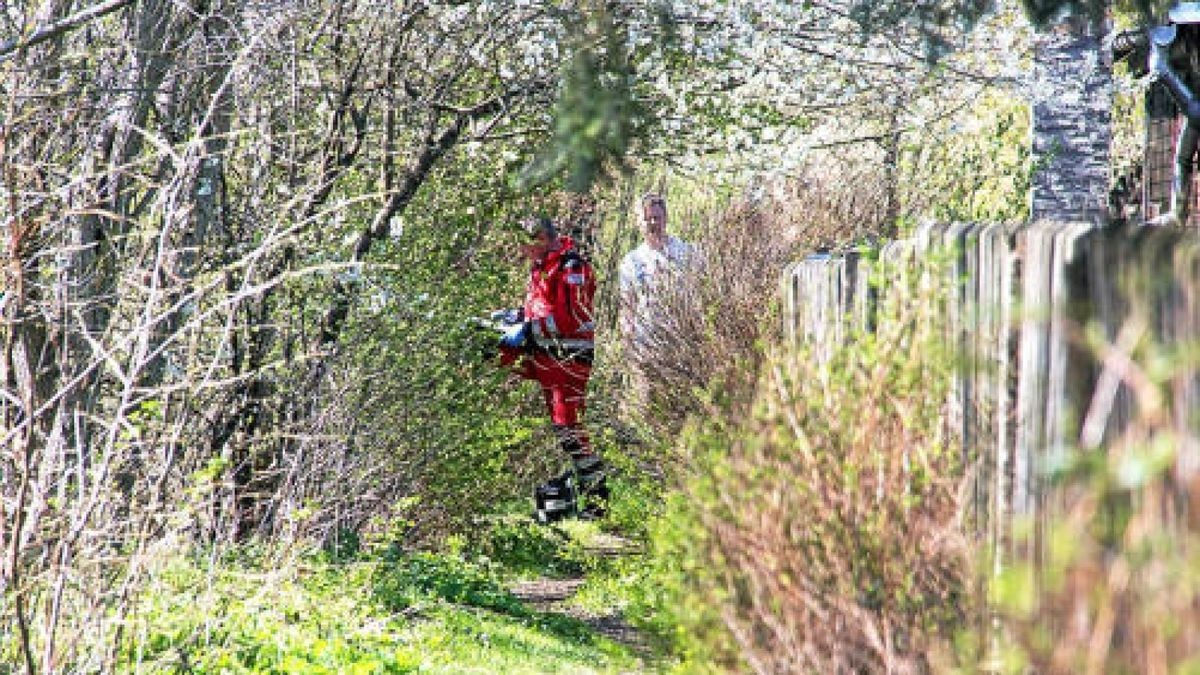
[519, 216, 557, 239]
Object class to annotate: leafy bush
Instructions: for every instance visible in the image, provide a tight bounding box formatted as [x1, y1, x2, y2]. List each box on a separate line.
[465, 515, 577, 574]
[627, 487, 740, 672]
[898, 90, 1032, 224]
[638, 253, 971, 672]
[598, 473, 664, 540]
[280, 181, 557, 547]
[372, 551, 526, 616]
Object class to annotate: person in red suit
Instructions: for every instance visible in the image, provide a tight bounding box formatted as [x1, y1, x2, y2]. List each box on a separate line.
[496, 216, 607, 521]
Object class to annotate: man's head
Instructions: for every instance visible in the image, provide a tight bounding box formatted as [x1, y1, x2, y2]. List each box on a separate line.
[519, 216, 560, 260]
[640, 193, 667, 248]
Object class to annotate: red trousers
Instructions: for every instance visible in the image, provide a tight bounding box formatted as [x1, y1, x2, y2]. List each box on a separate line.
[501, 348, 590, 425]
[532, 356, 590, 425]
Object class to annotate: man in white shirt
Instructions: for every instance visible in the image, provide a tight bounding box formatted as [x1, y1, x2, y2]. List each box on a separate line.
[618, 193, 695, 414]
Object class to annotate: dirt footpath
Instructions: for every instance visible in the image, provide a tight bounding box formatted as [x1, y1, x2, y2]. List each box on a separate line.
[508, 531, 653, 660]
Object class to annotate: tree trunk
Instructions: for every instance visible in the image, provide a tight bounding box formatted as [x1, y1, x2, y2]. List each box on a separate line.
[1030, 16, 1113, 223]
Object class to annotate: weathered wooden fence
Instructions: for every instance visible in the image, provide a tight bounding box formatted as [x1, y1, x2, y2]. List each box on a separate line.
[781, 221, 1200, 560]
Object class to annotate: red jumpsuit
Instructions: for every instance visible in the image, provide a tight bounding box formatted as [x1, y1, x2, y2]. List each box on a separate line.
[500, 235, 599, 466]
[501, 236, 594, 418]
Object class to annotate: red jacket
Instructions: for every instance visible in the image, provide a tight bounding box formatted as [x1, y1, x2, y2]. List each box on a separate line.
[523, 236, 595, 349]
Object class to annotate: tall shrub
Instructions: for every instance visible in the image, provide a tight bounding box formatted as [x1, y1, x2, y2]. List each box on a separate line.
[614, 197, 803, 444]
[655, 254, 971, 672]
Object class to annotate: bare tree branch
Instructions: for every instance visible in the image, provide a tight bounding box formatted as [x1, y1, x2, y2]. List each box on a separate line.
[0, 0, 137, 60]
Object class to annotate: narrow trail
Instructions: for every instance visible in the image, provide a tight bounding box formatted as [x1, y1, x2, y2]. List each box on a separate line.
[507, 531, 654, 662]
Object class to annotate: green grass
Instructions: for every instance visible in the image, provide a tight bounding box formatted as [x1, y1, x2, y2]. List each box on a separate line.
[118, 543, 646, 674]
[103, 466, 681, 673]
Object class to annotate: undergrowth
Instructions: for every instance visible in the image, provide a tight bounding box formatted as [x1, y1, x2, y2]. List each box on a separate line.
[114, 540, 643, 674]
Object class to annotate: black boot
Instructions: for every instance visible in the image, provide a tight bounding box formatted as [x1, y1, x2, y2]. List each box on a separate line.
[534, 471, 577, 524]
